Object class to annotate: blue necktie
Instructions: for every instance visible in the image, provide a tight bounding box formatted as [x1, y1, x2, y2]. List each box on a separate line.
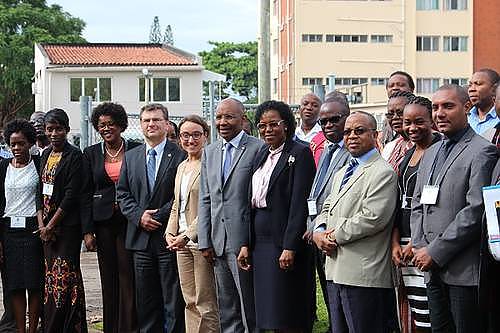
[147, 148, 157, 192]
[339, 158, 359, 191]
[313, 144, 338, 198]
[222, 143, 234, 183]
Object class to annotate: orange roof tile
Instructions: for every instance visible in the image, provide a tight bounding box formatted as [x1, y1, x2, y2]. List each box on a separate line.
[41, 43, 198, 66]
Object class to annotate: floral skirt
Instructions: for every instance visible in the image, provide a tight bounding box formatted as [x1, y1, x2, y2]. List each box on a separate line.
[43, 225, 87, 333]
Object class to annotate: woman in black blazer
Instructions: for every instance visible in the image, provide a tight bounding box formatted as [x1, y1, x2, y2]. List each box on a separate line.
[39, 108, 87, 333]
[0, 120, 43, 333]
[238, 100, 316, 332]
[81, 102, 138, 333]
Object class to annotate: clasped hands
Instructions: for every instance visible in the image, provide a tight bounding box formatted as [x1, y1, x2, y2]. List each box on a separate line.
[312, 228, 337, 256]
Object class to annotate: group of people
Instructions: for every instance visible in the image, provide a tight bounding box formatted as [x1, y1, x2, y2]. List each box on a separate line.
[0, 67, 498, 333]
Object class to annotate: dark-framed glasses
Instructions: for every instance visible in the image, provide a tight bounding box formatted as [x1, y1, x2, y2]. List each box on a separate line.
[257, 120, 285, 131]
[385, 110, 404, 119]
[318, 114, 345, 126]
[180, 131, 204, 141]
[343, 127, 377, 137]
[97, 121, 117, 130]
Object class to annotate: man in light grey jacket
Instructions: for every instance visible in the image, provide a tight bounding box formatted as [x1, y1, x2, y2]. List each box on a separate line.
[198, 98, 263, 333]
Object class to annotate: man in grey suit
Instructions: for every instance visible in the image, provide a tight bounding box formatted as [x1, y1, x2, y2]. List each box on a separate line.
[198, 98, 263, 333]
[304, 100, 350, 331]
[117, 104, 185, 333]
[411, 84, 498, 332]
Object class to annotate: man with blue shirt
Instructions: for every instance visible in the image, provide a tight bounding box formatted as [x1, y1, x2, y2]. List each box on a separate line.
[313, 111, 398, 333]
[467, 68, 499, 135]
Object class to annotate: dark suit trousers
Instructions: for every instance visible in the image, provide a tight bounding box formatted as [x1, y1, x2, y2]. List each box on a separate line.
[327, 282, 396, 333]
[0, 268, 16, 332]
[426, 273, 479, 333]
[133, 232, 185, 333]
[95, 213, 138, 333]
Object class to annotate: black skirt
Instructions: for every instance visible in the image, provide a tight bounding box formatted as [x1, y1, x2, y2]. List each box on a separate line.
[252, 208, 313, 330]
[2, 217, 44, 292]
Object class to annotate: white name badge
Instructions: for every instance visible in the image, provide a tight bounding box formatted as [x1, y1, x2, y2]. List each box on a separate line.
[401, 194, 408, 208]
[420, 185, 440, 205]
[42, 183, 54, 196]
[307, 199, 318, 216]
[10, 216, 26, 228]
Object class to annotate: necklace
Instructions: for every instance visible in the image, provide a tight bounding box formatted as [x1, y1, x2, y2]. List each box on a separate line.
[105, 140, 124, 162]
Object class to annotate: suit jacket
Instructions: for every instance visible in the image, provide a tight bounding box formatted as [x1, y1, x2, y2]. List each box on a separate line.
[410, 127, 498, 286]
[0, 156, 42, 215]
[40, 142, 83, 227]
[81, 140, 140, 234]
[165, 159, 201, 242]
[116, 140, 185, 251]
[251, 139, 315, 251]
[306, 142, 350, 232]
[198, 132, 264, 256]
[315, 151, 398, 288]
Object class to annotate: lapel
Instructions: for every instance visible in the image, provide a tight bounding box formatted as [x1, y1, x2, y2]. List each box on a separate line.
[222, 133, 248, 189]
[317, 146, 349, 197]
[96, 143, 114, 186]
[137, 144, 148, 196]
[435, 128, 474, 186]
[53, 142, 72, 179]
[215, 141, 224, 190]
[151, 141, 175, 196]
[267, 140, 293, 193]
[329, 152, 379, 210]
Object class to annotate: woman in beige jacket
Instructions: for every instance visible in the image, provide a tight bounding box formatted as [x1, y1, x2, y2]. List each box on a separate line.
[166, 115, 219, 333]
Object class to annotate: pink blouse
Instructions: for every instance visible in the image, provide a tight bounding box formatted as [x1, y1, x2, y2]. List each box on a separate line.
[104, 161, 122, 183]
[251, 143, 284, 208]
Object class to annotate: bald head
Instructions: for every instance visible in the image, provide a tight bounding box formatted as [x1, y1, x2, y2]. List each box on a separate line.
[299, 93, 322, 127]
[218, 98, 245, 116]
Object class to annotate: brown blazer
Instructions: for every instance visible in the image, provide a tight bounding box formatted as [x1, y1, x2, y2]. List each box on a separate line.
[166, 159, 201, 242]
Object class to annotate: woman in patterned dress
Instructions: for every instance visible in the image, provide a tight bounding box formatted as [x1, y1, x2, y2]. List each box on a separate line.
[39, 108, 87, 333]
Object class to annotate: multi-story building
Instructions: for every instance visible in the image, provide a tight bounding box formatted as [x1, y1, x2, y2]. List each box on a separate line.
[270, 0, 495, 109]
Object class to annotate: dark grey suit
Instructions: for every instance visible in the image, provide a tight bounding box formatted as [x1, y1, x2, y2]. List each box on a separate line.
[411, 127, 497, 332]
[117, 140, 185, 333]
[198, 132, 263, 333]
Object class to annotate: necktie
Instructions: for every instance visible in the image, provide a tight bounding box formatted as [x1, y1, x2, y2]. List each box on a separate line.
[431, 139, 454, 183]
[313, 144, 338, 198]
[147, 148, 157, 192]
[339, 158, 359, 191]
[222, 143, 234, 183]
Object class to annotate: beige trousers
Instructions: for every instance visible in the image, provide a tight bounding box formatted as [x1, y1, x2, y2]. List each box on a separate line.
[177, 245, 220, 333]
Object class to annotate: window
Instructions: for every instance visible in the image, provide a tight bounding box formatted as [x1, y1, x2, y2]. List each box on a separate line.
[416, 36, 439, 51]
[302, 77, 323, 86]
[371, 35, 393, 43]
[334, 77, 368, 86]
[443, 36, 468, 52]
[139, 77, 180, 102]
[416, 0, 438, 10]
[273, 78, 278, 94]
[326, 34, 367, 43]
[371, 78, 388, 85]
[444, 0, 467, 10]
[302, 34, 322, 42]
[70, 77, 111, 102]
[443, 78, 468, 86]
[417, 78, 439, 94]
[273, 39, 278, 54]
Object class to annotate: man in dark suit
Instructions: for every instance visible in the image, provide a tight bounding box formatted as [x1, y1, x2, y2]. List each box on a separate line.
[198, 98, 263, 332]
[304, 100, 350, 331]
[117, 103, 185, 333]
[411, 84, 497, 332]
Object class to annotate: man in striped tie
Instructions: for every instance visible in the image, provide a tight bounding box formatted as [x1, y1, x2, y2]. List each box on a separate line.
[313, 111, 398, 333]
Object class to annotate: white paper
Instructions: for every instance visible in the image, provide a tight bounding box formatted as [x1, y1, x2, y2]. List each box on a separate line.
[10, 216, 26, 228]
[482, 185, 500, 261]
[420, 185, 439, 205]
[307, 199, 317, 216]
[42, 183, 54, 196]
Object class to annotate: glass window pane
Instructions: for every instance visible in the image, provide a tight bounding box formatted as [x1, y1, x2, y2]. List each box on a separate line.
[168, 78, 180, 102]
[432, 37, 439, 51]
[443, 37, 450, 51]
[460, 37, 467, 51]
[99, 78, 111, 101]
[342, 35, 350, 42]
[70, 78, 81, 102]
[153, 78, 166, 101]
[423, 37, 431, 51]
[334, 35, 342, 42]
[451, 37, 459, 51]
[302, 34, 308, 42]
[360, 35, 367, 42]
[84, 78, 97, 99]
[387, 35, 393, 43]
[417, 37, 422, 50]
[352, 35, 359, 42]
[335, 78, 342, 85]
[139, 78, 145, 102]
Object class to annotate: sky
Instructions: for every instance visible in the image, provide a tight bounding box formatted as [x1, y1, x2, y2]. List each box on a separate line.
[47, 0, 258, 54]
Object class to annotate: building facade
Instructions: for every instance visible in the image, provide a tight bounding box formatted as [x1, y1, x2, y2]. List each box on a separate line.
[270, 0, 482, 106]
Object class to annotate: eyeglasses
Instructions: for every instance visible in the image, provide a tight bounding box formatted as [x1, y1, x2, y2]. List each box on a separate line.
[343, 127, 377, 137]
[257, 120, 285, 131]
[97, 122, 117, 130]
[180, 131, 204, 141]
[318, 115, 345, 126]
[385, 110, 404, 119]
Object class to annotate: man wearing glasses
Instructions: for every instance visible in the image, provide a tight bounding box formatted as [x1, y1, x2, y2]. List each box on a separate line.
[313, 111, 398, 333]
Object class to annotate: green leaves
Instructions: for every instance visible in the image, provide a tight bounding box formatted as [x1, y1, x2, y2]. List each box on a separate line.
[199, 41, 257, 100]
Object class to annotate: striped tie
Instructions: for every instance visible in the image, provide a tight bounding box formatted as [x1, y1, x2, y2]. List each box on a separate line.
[339, 158, 359, 191]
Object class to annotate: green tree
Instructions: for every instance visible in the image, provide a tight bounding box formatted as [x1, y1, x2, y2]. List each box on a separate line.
[0, 0, 85, 126]
[163, 24, 173, 46]
[149, 16, 162, 43]
[199, 41, 257, 101]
